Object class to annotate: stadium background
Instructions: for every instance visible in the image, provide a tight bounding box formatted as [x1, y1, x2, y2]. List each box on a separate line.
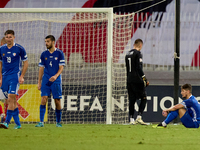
[0, 0, 200, 123]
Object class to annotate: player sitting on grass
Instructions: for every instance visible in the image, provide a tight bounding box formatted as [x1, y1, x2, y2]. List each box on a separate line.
[153, 84, 200, 128]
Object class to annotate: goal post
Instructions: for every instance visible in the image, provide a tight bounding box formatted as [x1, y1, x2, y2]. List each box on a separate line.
[0, 8, 134, 124]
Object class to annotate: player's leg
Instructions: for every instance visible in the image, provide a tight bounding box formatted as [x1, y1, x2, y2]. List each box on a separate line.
[180, 109, 199, 128]
[0, 77, 12, 129]
[54, 99, 62, 127]
[7, 77, 21, 129]
[35, 96, 48, 127]
[136, 84, 148, 125]
[153, 109, 179, 128]
[9, 94, 21, 129]
[4, 99, 8, 117]
[1, 94, 17, 129]
[52, 83, 62, 127]
[127, 83, 137, 124]
[35, 81, 51, 127]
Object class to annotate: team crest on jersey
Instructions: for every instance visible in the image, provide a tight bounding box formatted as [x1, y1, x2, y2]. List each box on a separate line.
[13, 53, 16, 56]
[55, 57, 58, 60]
[140, 58, 143, 62]
[3, 53, 5, 56]
[45, 57, 47, 60]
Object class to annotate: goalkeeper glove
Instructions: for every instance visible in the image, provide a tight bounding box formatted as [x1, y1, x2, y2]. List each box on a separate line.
[142, 75, 149, 87]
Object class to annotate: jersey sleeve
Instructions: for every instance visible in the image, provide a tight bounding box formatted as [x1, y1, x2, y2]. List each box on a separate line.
[136, 52, 144, 77]
[39, 52, 45, 67]
[19, 46, 28, 61]
[59, 51, 65, 66]
[181, 99, 193, 108]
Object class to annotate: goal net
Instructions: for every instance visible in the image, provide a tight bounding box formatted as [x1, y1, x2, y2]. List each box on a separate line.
[0, 8, 134, 124]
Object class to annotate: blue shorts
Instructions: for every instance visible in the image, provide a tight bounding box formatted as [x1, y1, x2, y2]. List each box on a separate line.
[1, 73, 19, 98]
[41, 80, 62, 99]
[180, 111, 199, 128]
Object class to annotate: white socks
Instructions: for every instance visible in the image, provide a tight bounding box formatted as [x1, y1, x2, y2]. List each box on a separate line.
[136, 115, 141, 120]
[130, 118, 135, 122]
[162, 121, 167, 127]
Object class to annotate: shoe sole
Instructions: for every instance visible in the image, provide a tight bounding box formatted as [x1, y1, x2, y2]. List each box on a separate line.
[1, 124, 8, 129]
[136, 121, 148, 125]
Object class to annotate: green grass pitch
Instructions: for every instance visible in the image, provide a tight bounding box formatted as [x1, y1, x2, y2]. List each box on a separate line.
[0, 124, 200, 150]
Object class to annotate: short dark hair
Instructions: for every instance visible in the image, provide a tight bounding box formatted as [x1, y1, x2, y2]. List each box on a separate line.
[4, 30, 15, 36]
[134, 39, 143, 46]
[181, 84, 192, 93]
[45, 35, 55, 42]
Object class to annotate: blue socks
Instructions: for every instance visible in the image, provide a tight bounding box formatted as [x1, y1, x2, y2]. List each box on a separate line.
[5, 110, 13, 125]
[56, 109, 62, 123]
[5, 108, 21, 126]
[164, 110, 179, 124]
[13, 108, 21, 126]
[40, 105, 46, 122]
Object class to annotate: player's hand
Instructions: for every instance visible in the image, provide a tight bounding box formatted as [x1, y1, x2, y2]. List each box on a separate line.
[142, 75, 149, 87]
[162, 110, 168, 117]
[38, 82, 41, 90]
[19, 76, 24, 84]
[49, 76, 57, 82]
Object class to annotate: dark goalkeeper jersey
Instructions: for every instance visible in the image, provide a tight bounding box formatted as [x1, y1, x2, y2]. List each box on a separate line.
[125, 49, 145, 83]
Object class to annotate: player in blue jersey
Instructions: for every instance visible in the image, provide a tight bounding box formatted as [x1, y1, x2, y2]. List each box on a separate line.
[35, 35, 65, 128]
[0, 30, 28, 129]
[153, 84, 200, 128]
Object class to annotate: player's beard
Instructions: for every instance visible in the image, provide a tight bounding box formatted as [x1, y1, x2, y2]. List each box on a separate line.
[46, 44, 52, 50]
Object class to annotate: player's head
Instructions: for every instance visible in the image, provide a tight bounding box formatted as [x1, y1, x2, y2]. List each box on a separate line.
[45, 35, 55, 49]
[4, 30, 15, 46]
[181, 84, 192, 98]
[133, 39, 143, 51]
[1, 37, 6, 46]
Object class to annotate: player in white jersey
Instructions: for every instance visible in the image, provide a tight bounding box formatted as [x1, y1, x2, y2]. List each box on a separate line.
[0, 30, 28, 129]
[35, 35, 65, 127]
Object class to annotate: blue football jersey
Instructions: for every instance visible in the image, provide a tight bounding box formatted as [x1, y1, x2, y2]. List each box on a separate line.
[0, 43, 28, 75]
[181, 95, 200, 123]
[39, 48, 65, 83]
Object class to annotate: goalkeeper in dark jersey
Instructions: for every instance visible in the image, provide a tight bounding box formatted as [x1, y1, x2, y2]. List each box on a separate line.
[125, 39, 149, 125]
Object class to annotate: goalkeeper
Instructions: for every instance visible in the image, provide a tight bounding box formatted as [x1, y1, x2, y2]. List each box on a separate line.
[125, 39, 149, 125]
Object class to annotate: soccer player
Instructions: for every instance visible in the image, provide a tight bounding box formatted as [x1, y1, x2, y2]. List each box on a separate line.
[0, 30, 28, 129]
[35, 35, 65, 127]
[125, 39, 149, 125]
[153, 84, 200, 128]
[0, 37, 7, 123]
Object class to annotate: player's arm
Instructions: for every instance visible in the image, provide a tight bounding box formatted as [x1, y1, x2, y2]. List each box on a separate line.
[135, 53, 149, 86]
[19, 60, 28, 84]
[162, 103, 184, 117]
[38, 67, 44, 90]
[49, 65, 64, 82]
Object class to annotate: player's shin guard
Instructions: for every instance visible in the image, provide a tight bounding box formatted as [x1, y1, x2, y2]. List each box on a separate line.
[164, 110, 179, 124]
[40, 105, 46, 122]
[5, 110, 13, 125]
[13, 108, 21, 126]
[56, 109, 62, 123]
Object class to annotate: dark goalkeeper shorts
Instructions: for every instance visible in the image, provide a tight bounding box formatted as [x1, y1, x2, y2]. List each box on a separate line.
[127, 83, 147, 99]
